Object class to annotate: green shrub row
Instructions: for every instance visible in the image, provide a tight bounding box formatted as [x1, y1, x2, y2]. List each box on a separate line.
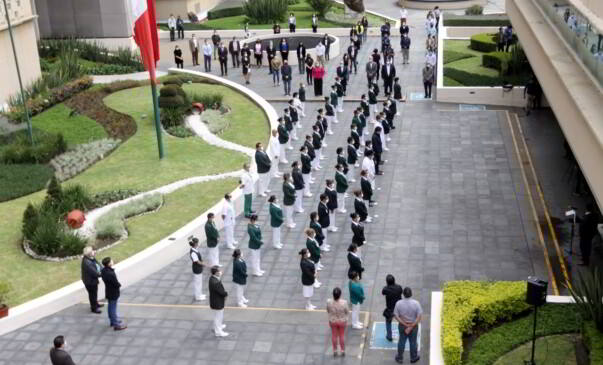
[443, 15, 511, 27]
[482, 51, 512, 71]
[443, 67, 502, 87]
[441, 281, 531, 365]
[244, 0, 288, 24]
[208, 6, 245, 20]
[470, 33, 498, 53]
[584, 321, 603, 364]
[94, 193, 163, 239]
[39, 39, 143, 69]
[443, 50, 475, 65]
[190, 92, 224, 109]
[167, 125, 194, 138]
[0, 163, 55, 202]
[90, 189, 141, 209]
[82, 63, 141, 75]
[1, 132, 67, 164]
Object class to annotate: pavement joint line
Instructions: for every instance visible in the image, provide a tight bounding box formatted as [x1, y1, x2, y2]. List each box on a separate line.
[357, 309, 371, 359]
[505, 111, 560, 295]
[512, 113, 572, 289]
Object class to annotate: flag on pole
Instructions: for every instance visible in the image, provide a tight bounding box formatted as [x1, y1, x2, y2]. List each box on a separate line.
[130, 0, 160, 82]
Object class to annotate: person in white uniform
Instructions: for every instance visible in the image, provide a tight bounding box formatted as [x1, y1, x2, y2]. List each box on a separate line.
[240, 163, 256, 218]
[362, 150, 376, 190]
[221, 193, 237, 249]
[269, 129, 282, 178]
[189, 237, 206, 301]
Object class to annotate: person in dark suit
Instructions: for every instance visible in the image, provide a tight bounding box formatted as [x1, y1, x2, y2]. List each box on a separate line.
[300, 145, 313, 197]
[101, 257, 126, 330]
[382, 274, 403, 341]
[300, 248, 319, 310]
[347, 136, 358, 168]
[218, 42, 228, 76]
[353, 190, 371, 223]
[209, 266, 229, 336]
[372, 126, 383, 175]
[325, 179, 338, 232]
[318, 193, 331, 247]
[347, 243, 364, 279]
[232, 249, 249, 307]
[81, 246, 103, 314]
[292, 161, 305, 213]
[297, 42, 307, 74]
[255, 142, 272, 197]
[310, 211, 328, 251]
[381, 61, 396, 95]
[366, 55, 378, 88]
[347, 43, 358, 74]
[577, 204, 600, 265]
[350, 213, 366, 251]
[360, 169, 375, 207]
[281, 59, 293, 96]
[50, 335, 75, 365]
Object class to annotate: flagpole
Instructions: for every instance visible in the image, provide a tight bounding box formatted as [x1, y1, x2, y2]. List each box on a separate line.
[3, 0, 34, 145]
[150, 79, 164, 159]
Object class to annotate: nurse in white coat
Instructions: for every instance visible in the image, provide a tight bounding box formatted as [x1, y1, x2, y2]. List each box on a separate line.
[221, 193, 237, 249]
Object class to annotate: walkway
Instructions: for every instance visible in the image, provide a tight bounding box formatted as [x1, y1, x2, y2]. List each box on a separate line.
[0, 3, 550, 365]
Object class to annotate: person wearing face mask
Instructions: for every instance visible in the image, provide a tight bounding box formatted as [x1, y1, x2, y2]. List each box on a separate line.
[81, 246, 103, 314]
[282, 173, 296, 228]
[422, 63, 434, 99]
[174, 45, 183, 69]
[50, 335, 75, 365]
[299, 248, 319, 310]
[381, 60, 396, 95]
[268, 195, 284, 249]
[101, 257, 127, 331]
[232, 249, 249, 307]
[209, 266, 229, 337]
[247, 214, 265, 276]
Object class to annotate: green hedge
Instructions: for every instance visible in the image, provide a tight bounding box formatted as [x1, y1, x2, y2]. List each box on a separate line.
[443, 15, 511, 27]
[208, 6, 245, 19]
[482, 51, 512, 71]
[584, 321, 603, 364]
[443, 67, 503, 87]
[441, 281, 531, 365]
[465, 304, 581, 365]
[443, 50, 475, 65]
[1, 132, 67, 164]
[470, 33, 497, 53]
[0, 164, 55, 202]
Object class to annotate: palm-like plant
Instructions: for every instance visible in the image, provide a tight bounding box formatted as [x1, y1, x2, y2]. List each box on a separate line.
[567, 267, 603, 332]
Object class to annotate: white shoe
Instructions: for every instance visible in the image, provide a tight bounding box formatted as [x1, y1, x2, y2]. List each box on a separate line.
[366, 217, 373, 223]
[350, 179, 356, 182]
[355, 163, 360, 167]
[274, 173, 282, 178]
[338, 209, 347, 213]
[297, 124, 302, 129]
[374, 214, 379, 217]
[328, 130, 334, 135]
[328, 227, 338, 232]
[287, 146, 293, 150]
[287, 223, 296, 228]
[313, 282, 321, 288]
[260, 193, 267, 197]
[384, 147, 390, 151]
[304, 193, 313, 197]
[386, 137, 391, 142]
[216, 331, 229, 337]
[316, 266, 322, 271]
[243, 298, 249, 303]
[320, 157, 326, 160]
[295, 209, 305, 213]
[320, 246, 330, 252]
[274, 244, 283, 249]
[233, 240, 239, 245]
[323, 142, 328, 147]
[216, 264, 223, 268]
[221, 324, 227, 329]
[377, 187, 382, 191]
[226, 245, 236, 250]
[281, 160, 289, 164]
[396, 112, 400, 116]
[352, 324, 363, 329]
[259, 270, 265, 275]
[383, 160, 388, 163]
[373, 202, 379, 206]
[306, 304, 316, 310]
[238, 302, 248, 308]
[265, 189, 271, 193]
[252, 272, 263, 277]
[195, 294, 207, 301]
[293, 137, 299, 141]
[344, 193, 349, 197]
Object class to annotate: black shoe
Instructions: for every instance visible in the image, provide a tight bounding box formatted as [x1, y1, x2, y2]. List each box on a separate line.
[411, 357, 421, 363]
[250, 210, 256, 214]
[395, 357, 403, 364]
[386, 336, 393, 342]
[97, 302, 104, 308]
[244, 215, 252, 219]
[114, 324, 127, 331]
[91, 308, 102, 314]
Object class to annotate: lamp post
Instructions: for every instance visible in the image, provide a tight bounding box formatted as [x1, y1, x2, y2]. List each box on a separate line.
[2, 0, 34, 145]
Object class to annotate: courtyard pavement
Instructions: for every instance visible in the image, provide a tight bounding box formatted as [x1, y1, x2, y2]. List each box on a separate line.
[0, 3, 560, 365]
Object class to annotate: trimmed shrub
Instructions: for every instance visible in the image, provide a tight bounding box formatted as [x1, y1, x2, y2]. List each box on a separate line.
[0, 164, 54, 202]
[441, 281, 530, 365]
[159, 84, 183, 97]
[189, 92, 224, 109]
[308, 0, 333, 17]
[208, 6, 245, 19]
[465, 4, 483, 15]
[167, 125, 194, 138]
[82, 63, 140, 75]
[160, 107, 186, 128]
[101, 80, 141, 94]
[22, 203, 40, 239]
[443, 50, 474, 65]
[91, 189, 140, 209]
[470, 33, 497, 53]
[29, 212, 87, 257]
[94, 193, 163, 239]
[583, 321, 603, 364]
[482, 51, 512, 72]
[444, 16, 511, 27]
[443, 67, 504, 87]
[51, 138, 121, 182]
[1, 132, 67, 164]
[162, 76, 184, 87]
[244, 0, 288, 24]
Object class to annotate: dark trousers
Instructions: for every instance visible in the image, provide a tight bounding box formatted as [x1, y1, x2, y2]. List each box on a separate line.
[580, 236, 593, 264]
[384, 79, 393, 94]
[169, 28, 175, 41]
[385, 317, 393, 339]
[176, 61, 183, 69]
[220, 60, 228, 75]
[505, 40, 512, 52]
[177, 27, 184, 39]
[255, 54, 262, 66]
[289, 24, 296, 32]
[231, 52, 240, 67]
[497, 42, 504, 52]
[367, 76, 374, 88]
[312, 26, 317, 33]
[204, 55, 211, 72]
[192, 50, 199, 66]
[298, 58, 304, 74]
[306, 71, 313, 85]
[374, 152, 381, 174]
[350, 59, 357, 74]
[85, 284, 99, 311]
[397, 324, 419, 362]
[424, 81, 433, 98]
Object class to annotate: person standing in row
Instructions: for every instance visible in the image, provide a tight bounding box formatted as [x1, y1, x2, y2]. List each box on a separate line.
[283, 173, 296, 228]
[242, 53, 251, 84]
[168, 14, 176, 42]
[189, 236, 206, 302]
[174, 45, 184, 69]
[240, 163, 255, 218]
[348, 137, 359, 169]
[422, 63, 434, 99]
[318, 194, 331, 247]
[50, 335, 75, 365]
[209, 266, 229, 337]
[324, 34, 331, 61]
[221, 193, 238, 249]
[278, 118, 289, 163]
[101, 257, 127, 331]
[218, 42, 228, 76]
[306, 228, 323, 271]
[313, 63, 325, 96]
[305, 54, 314, 85]
[205, 213, 220, 267]
[372, 126, 384, 176]
[280, 38, 290, 61]
[337, 147, 352, 182]
[247, 214, 264, 276]
[267, 41, 276, 74]
[176, 15, 184, 40]
[312, 13, 318, 33]
[360, 169, 375, 206]
[297, 41, 306, 74]
[81, 246, 103, 314]
[232, 249, 249, 307]
[253, 40, 263, 67]
[315, 41, 325, 66]
[189, 34, 199, 66]
[350, 214, 366, 256]
[394, 287, 422, 364]
[362, 151, 376, 190]
[229, 37, 241, 68]
[366, 55, 378, 88]
[326, 287, 349, 357]
[292, 161, 305, 213]
[269, 195, 284, 249]
[300, 146, 314, 197]
[325, 180, 338, 232]
[203, 39, 213, 72]
[282, 60, 293, 96]
[382, 274, 403, 342]
[382, 60, 396, 95]
[335, 164, 349, 213]
[255, 142, 272, 197]
[269, 129, 282, 178]
[348, 271, 365, 329]
[299, 248, 318, 310]
[289, 13, 296, 32]
[211, 30, 221, 59]
[400, 34, 411, 64]
[353, 190, 372, 223]
[271, 54, 282, 86]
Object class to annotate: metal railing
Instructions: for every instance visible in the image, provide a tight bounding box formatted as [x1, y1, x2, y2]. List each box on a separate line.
[535, 0, 603, 88]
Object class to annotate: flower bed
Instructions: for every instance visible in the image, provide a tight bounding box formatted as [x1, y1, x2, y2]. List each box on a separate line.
[50, 138, 121, 181]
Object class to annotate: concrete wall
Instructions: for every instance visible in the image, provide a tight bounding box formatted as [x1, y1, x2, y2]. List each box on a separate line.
[0, 19, 41, 106]
[156, 0, 221, 21]
[576, 0, 603, 19]
[35, 0, 133, 39]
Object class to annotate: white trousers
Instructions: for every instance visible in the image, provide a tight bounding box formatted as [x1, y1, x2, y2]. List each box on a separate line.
[279, 144, 288, 162]
[329, 211, 336, 227]
[225, 225, 235, 247]
[213, 309, 224, 334]
[301, 102, 306, 116]
[316, 148, 323, 162]
[338, 193, 346, 211]
[208, 246, 220, 267]
[352, 303, 361, 325]
[249, 248, 262, 274]
[236, 284, 246, 305]
[295, 192, 303, 211]
[323, 228, 328, 246]
[291, 125, 298, 140]
[258, 172, 270, 194]
[270, 157, 281, 177]
[285, 205, 294, 225]
[337, 97, 343, 111]
[193, 273, 203, 300]
[272, 226, 281, 247]
[311, 157, 318, 169]
[302, 174, 311, 195]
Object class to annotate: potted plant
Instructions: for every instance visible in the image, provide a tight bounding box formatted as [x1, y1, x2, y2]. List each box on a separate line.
[0, 280, 11, 318]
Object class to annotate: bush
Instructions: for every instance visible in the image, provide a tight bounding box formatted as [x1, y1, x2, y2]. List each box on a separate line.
[51, 138, 121, 182]
[465, 5, 484, 15]
[482, 51, 512, 72]
[443, 50, 474, 65]
[443, 67, 505, 87]
[583, 321, 603, 364]
[94, 193, 163, 239]
[1, 132, 67, 164]
[90, 189, 140, 209]
[101, 80, 141, 94]
[568, 267, 603, 332]
[244, 0, 288, 24]
[38, 39, 143, 69]
[167, 125, 194, 138]
[29, 212, 87, 257]
[160, 107, 186, 128]
[160, 84, 185, 97]
[0, 164, 55, 202]
[470, 33, 497, 53]
[0, 280, 12, 304]
[202, 109, 230, 134]
[22, 203, 40, 239]
[162, 76, 184, 87]
[443, 15, 511, 27]
[308, 0, 333, 17]
[189, 92, 224, 109]
[441, 281, 531, 365]
[208, 6, 245, 19]
[82, 63, 140, 75]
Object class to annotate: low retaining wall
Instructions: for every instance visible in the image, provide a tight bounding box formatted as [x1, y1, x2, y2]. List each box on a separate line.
[0, 69, 278, 336]
[240, 33, 339, 66]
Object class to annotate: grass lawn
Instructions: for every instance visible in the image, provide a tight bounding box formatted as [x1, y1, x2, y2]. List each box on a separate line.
[0, 178, 238, 306]
[444, 39, 484, 57]
[158, 0, 387, 31]
[443, 76, 464, 87]
[31, 103, 108, 147]
[493, 335, 577, 365]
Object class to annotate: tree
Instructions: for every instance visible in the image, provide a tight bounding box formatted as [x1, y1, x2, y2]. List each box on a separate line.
[308, 0, 333, 18]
